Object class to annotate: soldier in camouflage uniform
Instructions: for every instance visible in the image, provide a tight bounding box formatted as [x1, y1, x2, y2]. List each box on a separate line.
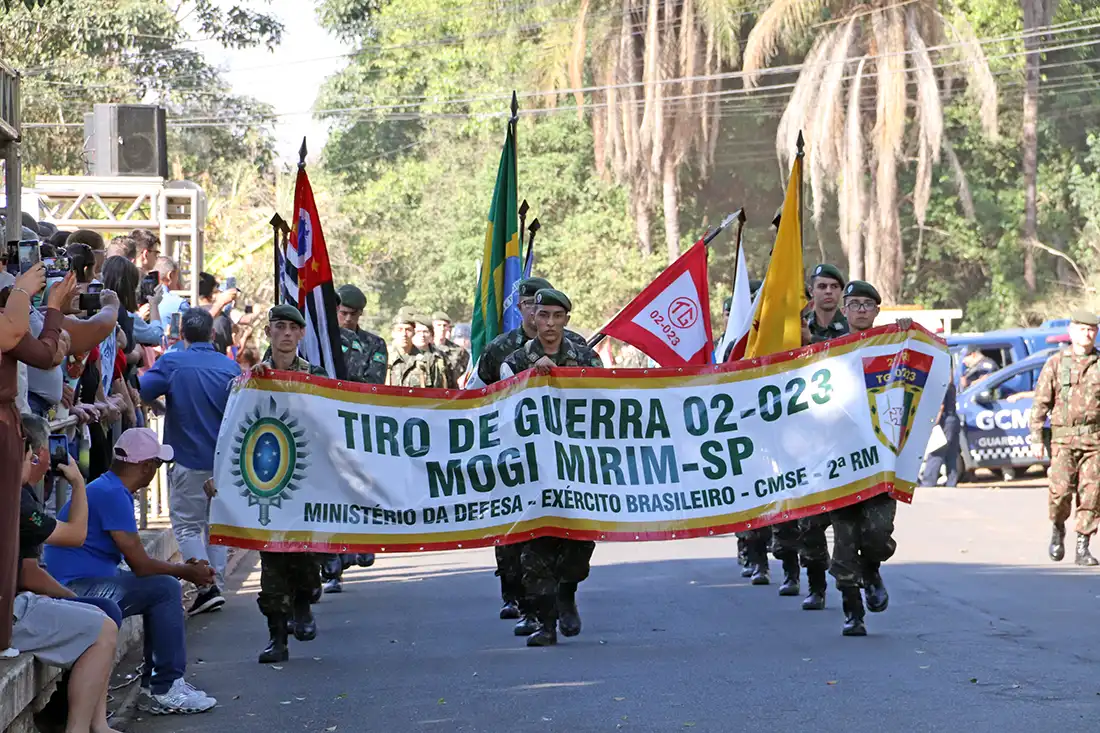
[501, 289, 603, 647]
[1030, 309, 1100, 568]
[253, 304, 325, 662]
[474, 277, 588, 386]
[318, 285, 389, 593]
[411, 312, 455, 388]
[829, 281, 912, 636]
[473, 277, 585, 629]
[387, 309, 447, 387]
[432, 310, 470, 383]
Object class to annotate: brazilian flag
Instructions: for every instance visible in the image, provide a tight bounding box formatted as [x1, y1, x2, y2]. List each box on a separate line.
[470, 123, 520, 365]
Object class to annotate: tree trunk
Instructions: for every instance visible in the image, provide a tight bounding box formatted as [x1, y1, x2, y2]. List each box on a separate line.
[635, 195, 653, 255]
[1021, 0, 1054, 292]
[662, 156, 680, 263]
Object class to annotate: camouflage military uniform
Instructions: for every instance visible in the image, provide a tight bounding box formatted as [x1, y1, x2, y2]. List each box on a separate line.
[420, 343, 456, 388]
[1030, 348, 1100, 537]
[476, 326, 588, 385]
[504, 337, 603, 629]
[387, 347, 447, 388]
[828, 494, 897, 590]
[805, 309, 849, 344]
[341, 327, 388, 385]
[437, 338, 470, 383]
[257, 354, 324, 620]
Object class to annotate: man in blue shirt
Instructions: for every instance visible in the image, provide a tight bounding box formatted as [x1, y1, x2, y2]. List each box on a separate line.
[139, 308, 241, 615]
[44, 428, 217, 715]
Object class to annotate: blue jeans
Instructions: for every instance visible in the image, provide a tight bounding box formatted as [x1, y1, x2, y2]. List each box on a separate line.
[66, 572, 185, 694]
[70, 596, 123, 628]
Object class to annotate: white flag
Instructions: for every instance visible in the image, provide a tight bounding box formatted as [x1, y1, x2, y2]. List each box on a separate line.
[715, 242, 754, 362]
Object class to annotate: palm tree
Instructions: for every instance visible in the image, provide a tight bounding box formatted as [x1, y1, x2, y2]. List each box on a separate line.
[742, 0, 998, 302]
[535, 0, 751, 262]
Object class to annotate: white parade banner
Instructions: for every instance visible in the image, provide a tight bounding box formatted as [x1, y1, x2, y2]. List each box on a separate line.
[210, 325, 949, 554]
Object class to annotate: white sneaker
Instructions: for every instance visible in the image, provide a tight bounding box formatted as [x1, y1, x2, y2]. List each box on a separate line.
[138, 678, 216, 714]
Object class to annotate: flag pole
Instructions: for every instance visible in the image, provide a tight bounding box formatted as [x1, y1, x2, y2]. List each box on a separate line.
[730, 208, 747, 291]
[518, 199, 529, 256]
[588, 211, 742, 349]
[299, 136, 308, 170]
[270, 212, 287, 305]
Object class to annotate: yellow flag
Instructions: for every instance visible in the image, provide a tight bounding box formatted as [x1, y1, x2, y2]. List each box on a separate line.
[746, 154, 805, 358]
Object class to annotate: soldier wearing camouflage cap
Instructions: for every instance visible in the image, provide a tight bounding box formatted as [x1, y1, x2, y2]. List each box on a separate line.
[471, 277, 588, 629]
[387, 308, 446, 388]
[409, 311, 452, 388]
[826, 279, 915, 637]
[432, 310, 471, 382]
[252, 304, 326, 662]
[1031, 308, 1100, 572]
[500, 288, 603, 648]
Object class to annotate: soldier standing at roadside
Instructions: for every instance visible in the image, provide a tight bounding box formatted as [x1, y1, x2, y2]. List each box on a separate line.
[1030, 310, 1100, 568]
[411, 313, 454, 388]
[432, 311, 470, 383]
[387, 309, 445, 388]
[252, 305, 324, 662]
[501, 288, 603, 648]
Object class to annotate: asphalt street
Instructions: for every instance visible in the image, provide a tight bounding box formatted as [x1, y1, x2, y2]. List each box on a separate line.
[126, 484, 1100, 733]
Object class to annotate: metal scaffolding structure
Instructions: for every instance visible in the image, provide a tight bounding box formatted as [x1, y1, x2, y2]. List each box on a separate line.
[34, 175, 207, 303]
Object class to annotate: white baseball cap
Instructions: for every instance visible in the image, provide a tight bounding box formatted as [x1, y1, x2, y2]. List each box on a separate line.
[113, 428, 174, 463]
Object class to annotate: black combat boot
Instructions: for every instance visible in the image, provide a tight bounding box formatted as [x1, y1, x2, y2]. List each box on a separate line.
[801, 566, 827, 611]
[750, 561, 770, 585]
[259, 615, 289, 663]
[841, 588, 866, 636]
[1049, 522, 1066, 561]
[1075, 533, 1099, 566]
[500, 600, 521, 620]
[310, 585, 323, 604]
[557, 582, 582, 637]
[514, 614, 539, 636]
[526, 597, 558, 647]
[778, 558, 800, 596]
[863, 562, 889, 613]
[737, 536, 748, 568]
[292, 596, 317, 641]
[356, 553, 376, 567]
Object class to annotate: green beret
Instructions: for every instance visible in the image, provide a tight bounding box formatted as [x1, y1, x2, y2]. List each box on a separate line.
[844, 280, 881, 304]
[269, 304, 306, 327]
[723, 296, 732, 312]
[518, 277, 553, 298]
[432, 310, 452, 323]
[336, 284, 367, 311]
[811, 263, 845, 286]
[534, 288, 572, 312]
[1070, 309, 1099, 326]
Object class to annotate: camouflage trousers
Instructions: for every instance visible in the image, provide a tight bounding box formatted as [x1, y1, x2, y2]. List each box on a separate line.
[829, 495, 896, 590]
[1048, 445, 1100, 535]
[521, 538, 595, 622]
[495, 541, 528, 605]
[258, 552, 320, 618]
[743, 526, 772, 566]
[771, 515, 831, 570]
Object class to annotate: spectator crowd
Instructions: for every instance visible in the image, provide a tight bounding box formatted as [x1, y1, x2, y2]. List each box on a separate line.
[0, 218, 265, 730]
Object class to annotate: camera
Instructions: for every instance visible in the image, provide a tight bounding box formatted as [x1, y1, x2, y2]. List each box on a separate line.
[139, 271, 158, 305]
[79, 282, 103, 313]
[48, 434, 69, 473]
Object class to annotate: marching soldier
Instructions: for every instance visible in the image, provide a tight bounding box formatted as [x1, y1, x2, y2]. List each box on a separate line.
[501, 288, 603, 647]
[411, 313, 455, 388]
[1030, 310, 1100, 568]
[830, 281, 911, 636]
[388, 308, 447, 388]
[252, 305, 325, 662]
[433, 310, 470, 383]
[802, 264, 849, 344]
[475, 277, 588, 386]
[319, 285, 389, 593]
[475, 276, 585, 631]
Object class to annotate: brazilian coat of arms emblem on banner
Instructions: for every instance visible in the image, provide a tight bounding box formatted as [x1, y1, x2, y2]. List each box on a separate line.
[862, 349, 934, 455]
[230, 396, 310, 526]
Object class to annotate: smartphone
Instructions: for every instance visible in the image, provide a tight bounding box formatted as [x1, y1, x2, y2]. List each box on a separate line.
[225, 276, 237, 291]
[48, 434, 69, 471]
[167, 312, 182, 339]
[43, 256, 70, 278]
[4, 241, 17, 275]
[18, 240, 40, 274]
[139, 271, 158, 303]
[78, 292, 101, 312]
[86, 282, 103, 294]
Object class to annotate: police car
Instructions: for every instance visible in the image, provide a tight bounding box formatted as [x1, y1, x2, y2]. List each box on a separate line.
[955, 347, 1056, 481]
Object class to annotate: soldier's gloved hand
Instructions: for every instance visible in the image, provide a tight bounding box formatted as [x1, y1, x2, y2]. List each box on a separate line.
[533, 356, 555, 375]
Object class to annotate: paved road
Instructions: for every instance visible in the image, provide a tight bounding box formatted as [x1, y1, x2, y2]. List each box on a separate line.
[127, 486, 1100, 733]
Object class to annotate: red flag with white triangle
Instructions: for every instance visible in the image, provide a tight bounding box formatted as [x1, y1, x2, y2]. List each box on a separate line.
[597, 238, 713, 366]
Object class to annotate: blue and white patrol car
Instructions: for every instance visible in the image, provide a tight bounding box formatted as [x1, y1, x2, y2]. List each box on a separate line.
[955, 348, 1056, 481]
